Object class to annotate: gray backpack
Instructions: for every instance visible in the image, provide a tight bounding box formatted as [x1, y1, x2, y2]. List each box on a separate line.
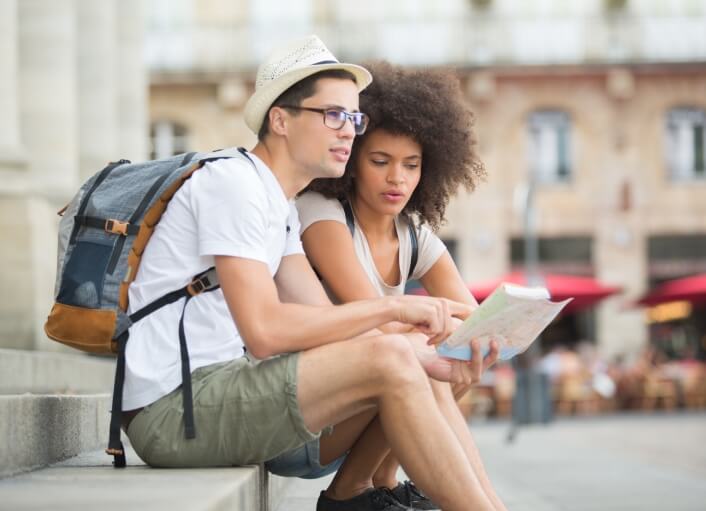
[44, 147, 256, 467]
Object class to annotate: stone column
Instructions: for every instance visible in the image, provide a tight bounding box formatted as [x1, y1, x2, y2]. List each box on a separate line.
[595, 215, 648, 362]
[458, 83, 509, 285]
[10, 0, 78, 350]
[0, 0, 29, 349]
[116, 0, 147, 162]
[19, 0, 79, 197]
[0, 0, 25, 174]
[595, 69, 647, 362]
[77, 0, 118, 180]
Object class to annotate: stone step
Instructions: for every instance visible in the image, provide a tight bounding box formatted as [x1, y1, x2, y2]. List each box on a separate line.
[0, 351, 293, 508]
[0, 445, 291, 511]
[0, 348, 115, 395]
[0, 393, 111, 478]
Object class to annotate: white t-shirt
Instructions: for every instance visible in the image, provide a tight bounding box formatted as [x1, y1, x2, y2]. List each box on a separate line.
[296, 191, 446, 298]
[123, 151, 304, 410]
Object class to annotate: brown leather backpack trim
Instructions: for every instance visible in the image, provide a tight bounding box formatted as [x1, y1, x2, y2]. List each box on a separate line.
[45, 302, 118, 354]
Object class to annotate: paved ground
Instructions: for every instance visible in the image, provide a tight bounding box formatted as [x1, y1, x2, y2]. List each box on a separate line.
[276, 411, 706, 511]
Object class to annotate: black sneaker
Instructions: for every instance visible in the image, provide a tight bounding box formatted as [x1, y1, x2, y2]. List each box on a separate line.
[389, 481, 440, 510]
[316, 487, 415, 511]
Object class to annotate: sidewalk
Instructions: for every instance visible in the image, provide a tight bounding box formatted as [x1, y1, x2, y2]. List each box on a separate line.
[276, 411, 706, 511]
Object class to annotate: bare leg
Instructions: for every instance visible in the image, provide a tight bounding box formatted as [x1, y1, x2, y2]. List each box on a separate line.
[325, 377, 507, 510]
[371, 450, 400, 489]
[430, 380, 509, 511]
[296, 334, 494, 511]
[324, 416, 390, 500]
[317, 408, 378, 466]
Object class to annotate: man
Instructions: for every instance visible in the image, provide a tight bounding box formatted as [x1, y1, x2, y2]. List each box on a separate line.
[122, 35, 499, 511]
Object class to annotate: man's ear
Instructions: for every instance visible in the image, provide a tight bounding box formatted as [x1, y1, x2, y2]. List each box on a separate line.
[269, 107, 288, 136]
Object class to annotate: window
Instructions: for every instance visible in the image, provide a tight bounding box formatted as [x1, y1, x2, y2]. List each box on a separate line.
[665, 107, 706, 181]
[149, 121, 190, 160]
[442, 238, 459, 265]
[647, 234, 706, 281]
[528, 110, 572, 183]
[510, 236, 592, 275]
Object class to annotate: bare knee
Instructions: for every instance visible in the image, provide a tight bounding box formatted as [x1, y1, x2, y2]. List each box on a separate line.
[368, 334, 415, 368]
[366, 335, 428, 392]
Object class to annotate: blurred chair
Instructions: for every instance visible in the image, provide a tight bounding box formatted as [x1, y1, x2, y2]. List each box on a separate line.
[679, 363, 706, 409]
[553, 371, 599, 415]
[638, 370, 678, 411]
[493, 366, 516, 417]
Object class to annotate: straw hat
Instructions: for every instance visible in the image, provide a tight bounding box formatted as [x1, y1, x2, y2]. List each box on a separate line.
[244, 35, 372, 134]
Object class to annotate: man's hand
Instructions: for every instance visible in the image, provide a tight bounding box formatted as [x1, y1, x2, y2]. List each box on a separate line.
[393, 296, 475, 346]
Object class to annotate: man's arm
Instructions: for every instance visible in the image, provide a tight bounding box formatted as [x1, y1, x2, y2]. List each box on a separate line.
[275, 254, 386, 339]
[215, 255, 467, 359]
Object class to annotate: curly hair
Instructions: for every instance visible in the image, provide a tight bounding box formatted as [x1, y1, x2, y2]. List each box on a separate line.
[305, 61, 485, 230]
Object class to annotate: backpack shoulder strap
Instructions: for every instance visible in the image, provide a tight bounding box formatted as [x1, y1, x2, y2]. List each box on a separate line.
[237, 146, 256, 166]
[180, 152, 197, 167]
[108, 267, 220, 467]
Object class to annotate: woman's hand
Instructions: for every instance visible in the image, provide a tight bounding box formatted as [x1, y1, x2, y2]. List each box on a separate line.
[451, 339, 500, 399]
[410, 333, 500, 386]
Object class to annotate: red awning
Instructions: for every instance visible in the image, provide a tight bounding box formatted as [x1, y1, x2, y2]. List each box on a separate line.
[414, 271, 621, 314]
[637, 273, 706, 307]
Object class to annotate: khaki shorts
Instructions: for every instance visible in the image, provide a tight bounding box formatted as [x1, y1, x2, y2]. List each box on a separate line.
[126, 353, 320, 467]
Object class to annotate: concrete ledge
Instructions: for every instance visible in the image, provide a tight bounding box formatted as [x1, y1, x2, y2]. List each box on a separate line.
[0, 348, 114, 395]
[0, 446, 292, 511]
[269, 473, 292, 511]
[0, 394, 110, 478]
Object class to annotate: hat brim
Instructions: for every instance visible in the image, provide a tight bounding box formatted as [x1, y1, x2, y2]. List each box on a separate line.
[244, 62, 372, 134]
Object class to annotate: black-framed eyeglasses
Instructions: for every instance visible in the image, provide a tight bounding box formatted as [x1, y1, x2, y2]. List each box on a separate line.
[280, 105, 369, 135]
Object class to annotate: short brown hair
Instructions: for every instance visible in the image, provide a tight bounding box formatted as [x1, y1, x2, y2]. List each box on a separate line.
[305, 61, 485, 230]
[258, 69, 358, 140]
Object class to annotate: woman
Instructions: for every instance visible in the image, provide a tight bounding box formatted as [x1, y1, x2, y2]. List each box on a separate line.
[296, 62, 507, 511]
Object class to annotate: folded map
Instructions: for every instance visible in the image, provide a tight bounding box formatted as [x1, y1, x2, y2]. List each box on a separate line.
[436, 283, 572, 361]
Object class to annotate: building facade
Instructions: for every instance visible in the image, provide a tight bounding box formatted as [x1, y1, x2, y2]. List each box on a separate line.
[144, 0, 706, 361]
[3, 0, 704, 360]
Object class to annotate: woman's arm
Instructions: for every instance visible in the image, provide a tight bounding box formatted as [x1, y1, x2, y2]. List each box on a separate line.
[301, 220, 414, 333]
[419, 250, 478, 307]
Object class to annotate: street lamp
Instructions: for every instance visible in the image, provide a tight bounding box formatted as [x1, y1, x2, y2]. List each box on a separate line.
[507, 171, 553, 442]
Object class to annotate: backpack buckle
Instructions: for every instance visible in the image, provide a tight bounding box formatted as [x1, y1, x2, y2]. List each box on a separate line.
[187, 276, 210, 296]
[105, 219, 130, 236]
